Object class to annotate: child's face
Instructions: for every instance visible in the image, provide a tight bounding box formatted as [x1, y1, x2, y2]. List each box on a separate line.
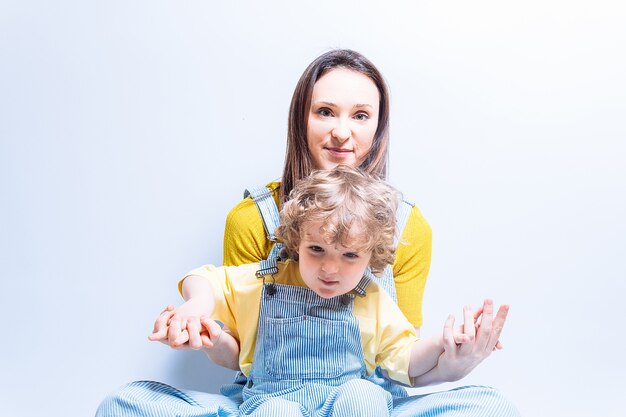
[298, 221, 372, 299]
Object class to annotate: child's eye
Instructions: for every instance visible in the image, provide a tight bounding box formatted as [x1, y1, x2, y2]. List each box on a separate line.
[344, 252, 359, 259]
[309, 245, 324, 253]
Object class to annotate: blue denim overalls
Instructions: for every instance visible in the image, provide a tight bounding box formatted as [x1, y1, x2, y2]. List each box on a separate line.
[238, 278, 393, 416]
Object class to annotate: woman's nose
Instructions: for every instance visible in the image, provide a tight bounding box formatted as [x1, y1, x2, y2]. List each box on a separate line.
[331, 119, 351, 142]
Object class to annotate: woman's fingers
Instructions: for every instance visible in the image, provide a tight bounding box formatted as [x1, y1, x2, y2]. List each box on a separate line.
[475, 299, 494, 352]
[200, 317, 223, 349]
[148, 305, 175, 341]
[473, 306, 484, 322]
[168, 315, 186, 346]
[173, 329, 190, 348]
[185, 316, 203, 349]
[463, 305, 476, 342]
[200, 317, 220, 335]
[443, 314, 458, 353]
[486, 304, 509, 351]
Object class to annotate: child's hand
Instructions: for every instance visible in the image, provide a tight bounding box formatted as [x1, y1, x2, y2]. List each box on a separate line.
[148, 298, 212, 350]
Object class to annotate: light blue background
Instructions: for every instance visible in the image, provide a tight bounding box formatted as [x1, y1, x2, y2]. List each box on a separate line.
[1, 1, 625, 416]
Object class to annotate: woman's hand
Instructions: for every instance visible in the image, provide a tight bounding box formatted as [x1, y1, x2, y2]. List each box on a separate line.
[148, 298, 213, 350]
[437, 299, 509, 382]
[198, 316, 225, 349]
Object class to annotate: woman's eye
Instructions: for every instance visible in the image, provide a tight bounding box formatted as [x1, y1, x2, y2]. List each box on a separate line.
[354, 112, 369, 121]
[317, 108, 333, 117]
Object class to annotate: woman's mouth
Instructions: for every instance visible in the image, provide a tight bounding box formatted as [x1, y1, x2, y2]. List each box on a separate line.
[325, 147, 353, 159]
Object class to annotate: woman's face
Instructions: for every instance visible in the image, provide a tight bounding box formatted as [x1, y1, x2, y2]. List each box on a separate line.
[307, 68, 380, 170]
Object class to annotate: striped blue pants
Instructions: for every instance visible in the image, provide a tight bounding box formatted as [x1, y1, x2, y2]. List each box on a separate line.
[96, 380, 520, 416]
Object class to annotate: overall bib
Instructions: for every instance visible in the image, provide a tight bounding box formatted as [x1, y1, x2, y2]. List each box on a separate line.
[238, 281, 393, 417]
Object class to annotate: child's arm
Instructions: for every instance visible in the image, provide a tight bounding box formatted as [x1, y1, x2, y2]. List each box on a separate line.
[148, 275, 241, 370]
[409, 299, 509, 386]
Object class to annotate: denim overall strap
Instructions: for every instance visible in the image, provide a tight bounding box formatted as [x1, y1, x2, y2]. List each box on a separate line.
[369, 199, 414, 303]
[245, 186, 283, 262]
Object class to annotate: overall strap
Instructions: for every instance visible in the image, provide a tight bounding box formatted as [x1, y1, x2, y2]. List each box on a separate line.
[245, 186, 284, 266]
[352, 275, 372, 297]
[395, 199, 414, 245]
[244, 186, 281, 242]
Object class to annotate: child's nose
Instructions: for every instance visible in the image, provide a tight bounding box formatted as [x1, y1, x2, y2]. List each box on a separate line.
[321, 260, 339, 274]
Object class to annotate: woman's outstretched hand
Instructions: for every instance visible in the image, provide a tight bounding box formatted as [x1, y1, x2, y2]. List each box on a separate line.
[438, 298, 509, 382]
[148, 298, 212, 350]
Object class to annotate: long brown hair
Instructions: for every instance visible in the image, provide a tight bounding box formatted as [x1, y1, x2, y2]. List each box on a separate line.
[281, 49, 391, 202]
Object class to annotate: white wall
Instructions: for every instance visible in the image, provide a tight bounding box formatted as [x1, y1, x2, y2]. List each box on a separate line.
[1, 1, 624, 416]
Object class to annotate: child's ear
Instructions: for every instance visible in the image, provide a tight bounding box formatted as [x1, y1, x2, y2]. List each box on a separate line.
[278, 247, 299, 261]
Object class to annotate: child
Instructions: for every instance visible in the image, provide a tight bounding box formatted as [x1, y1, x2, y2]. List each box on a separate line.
[147, 165, 488, 417]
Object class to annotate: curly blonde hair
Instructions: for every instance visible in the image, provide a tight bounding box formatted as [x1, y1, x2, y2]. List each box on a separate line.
[275, 165, 400, 275]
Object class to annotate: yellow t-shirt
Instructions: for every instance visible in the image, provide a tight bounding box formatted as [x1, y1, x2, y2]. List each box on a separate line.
[182, 260, 419, 386]
[222, 181, 432, 327]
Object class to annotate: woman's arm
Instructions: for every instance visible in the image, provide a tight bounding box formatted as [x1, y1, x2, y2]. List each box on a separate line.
[408, 315, 468, 378]
[199, 317, 240, 370]
[393, 205, 432, 329]
[222, 184, 280, 266]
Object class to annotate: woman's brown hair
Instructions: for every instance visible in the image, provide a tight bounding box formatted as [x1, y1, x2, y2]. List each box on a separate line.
[281, 49, 391, 203]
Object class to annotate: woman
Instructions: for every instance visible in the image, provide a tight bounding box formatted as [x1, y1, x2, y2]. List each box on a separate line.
[216, 48, 518, 414]
[97, 49, 519, 417]
[222, 49, 430, 332]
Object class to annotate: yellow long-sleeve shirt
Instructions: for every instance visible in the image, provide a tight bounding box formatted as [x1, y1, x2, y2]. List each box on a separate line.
[222, 181, 432, 327]
[182, 260, 419, 386]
